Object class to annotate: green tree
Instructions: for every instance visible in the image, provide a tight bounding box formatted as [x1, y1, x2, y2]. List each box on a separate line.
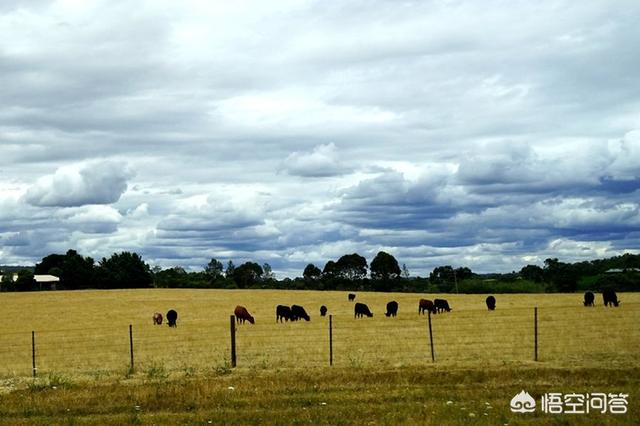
[205, 258, 224, 282]
[303, 263, 322, 280]
[401, 263, 410, 279]
[96, 252, 153, 289]
[520, 264, 544, 282]
[262, 263, 275, 281]
[225, 261, 236, 278]
[370, 251, 401, 281]
[1, 273, 16, 292]
[15, 270, 35, 292]
[322, 261, 339, 279]
[543, 258, 577, 292]
[232, 262, 263, 288]
[35, 250, 94, 290]
[336, 253, 368, 280]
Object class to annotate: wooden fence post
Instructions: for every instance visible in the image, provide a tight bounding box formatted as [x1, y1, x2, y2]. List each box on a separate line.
[428, 312, 435, 362]
[329, 315, 333, 366]
[230, 315, 237, 368]
[534, 307, 538, 362]
[129, 324, 134, 372]
[32, 331, 37, 377]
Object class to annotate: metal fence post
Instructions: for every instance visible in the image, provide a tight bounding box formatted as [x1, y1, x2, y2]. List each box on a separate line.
[329, 315, 333, 366]
[32, 331, 37, 377]
[230, 315, 237, 368]
[534, 307, 538, 361]
[129, 324, 134, 372]
[428, 312, 435, 362]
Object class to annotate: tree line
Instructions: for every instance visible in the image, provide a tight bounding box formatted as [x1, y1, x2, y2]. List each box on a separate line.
[1, 250, 638, 293]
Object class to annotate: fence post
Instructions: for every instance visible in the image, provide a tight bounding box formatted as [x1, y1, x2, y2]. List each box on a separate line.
[129, 324, 134, 372]
[534, 307, 538, 362]
[329, 315, 333, 366]
[230, 315, 237, 368]
[31, 331, 37, 377]
[428, 311, 435, 362]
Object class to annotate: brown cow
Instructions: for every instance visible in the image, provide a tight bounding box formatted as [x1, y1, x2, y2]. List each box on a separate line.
[418, 298, 436, 315]
[153, 312, 163, 325]
[234, 305, 255, 324]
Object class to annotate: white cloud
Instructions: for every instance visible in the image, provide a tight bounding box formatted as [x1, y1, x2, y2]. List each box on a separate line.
[1, 1, 639, 274]
[281, 143, 350, 177]
[24, 160, 134, 207]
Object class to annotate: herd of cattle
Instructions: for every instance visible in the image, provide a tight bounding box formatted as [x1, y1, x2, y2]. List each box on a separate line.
[151, 290, 622, 326]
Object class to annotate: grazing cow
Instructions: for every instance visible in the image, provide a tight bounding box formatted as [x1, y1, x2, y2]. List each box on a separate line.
[418, 298, 436, 315]
[603, 290, 620, 307]
[234, 305, 255, 324]
[583, 291, 595, 307]
[355, 302, 373, 318]
[434, 299, 451, 313]
[320, 305, 328, 317]
[486, 295, 496, 311]
[348, 293, 356, 301]
[166, 309, 178, 327]
[276, 305, 293, 322]
[152, 312, 163, 325]
[385, 301, 398, 317]
[291, 304, 310, 321]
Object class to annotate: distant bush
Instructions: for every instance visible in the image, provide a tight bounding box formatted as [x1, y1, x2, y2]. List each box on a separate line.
[458, 278, 545, 294]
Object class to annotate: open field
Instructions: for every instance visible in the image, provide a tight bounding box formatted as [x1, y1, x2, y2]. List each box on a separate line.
[1, 289, 639, 376]
[0, 289, 638, 424]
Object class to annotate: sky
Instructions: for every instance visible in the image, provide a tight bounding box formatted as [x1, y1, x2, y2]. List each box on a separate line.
[1, 0, 639, 278]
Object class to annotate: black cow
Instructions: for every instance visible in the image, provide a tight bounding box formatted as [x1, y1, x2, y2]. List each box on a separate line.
[276, 305, 293, 322]
[348, 293, 356, 301]
[434, 299, 451, 313]
[419, 298, 436, 315]
[291, 304, 310, 321]
[320, 305, 328, 317]
[583, 291, 595, 307]
[385, 301, 398, 317]
[486, 295, 496, 311]
[166, 309, 178, 327]
[355, 302, 373, 318]
[603, 290, 620, 307]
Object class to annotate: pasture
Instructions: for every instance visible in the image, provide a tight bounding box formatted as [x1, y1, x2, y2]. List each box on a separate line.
[0, 290, 639, 424]
[1, 289, 638, 376]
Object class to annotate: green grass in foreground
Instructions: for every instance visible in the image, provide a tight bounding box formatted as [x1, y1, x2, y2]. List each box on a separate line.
[0, 364, 637, 425]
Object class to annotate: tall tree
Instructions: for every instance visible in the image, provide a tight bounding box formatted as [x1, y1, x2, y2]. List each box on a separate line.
[232, 262, 263, 288]
[303, 263, 322, 280]
[225, 261, 236, 278]
[35, 250, 94, 289]
[205, 258, 224, 281]
[370, 251, 401, 281]
[336, 253, 368, 280]
[96, 252, 153, 289]
[322, 261, 339, 278]
[262, 263, 275, 281]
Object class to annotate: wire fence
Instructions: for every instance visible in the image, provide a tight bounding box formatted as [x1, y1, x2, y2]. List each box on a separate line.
[1, 303, 638, 378]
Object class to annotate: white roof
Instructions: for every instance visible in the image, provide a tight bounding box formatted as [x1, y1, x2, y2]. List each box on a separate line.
[11, 274, 60, 282]
[35, 274, 60, 282]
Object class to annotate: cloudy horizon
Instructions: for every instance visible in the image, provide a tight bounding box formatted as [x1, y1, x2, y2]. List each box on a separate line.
[1, 0, 639, 278]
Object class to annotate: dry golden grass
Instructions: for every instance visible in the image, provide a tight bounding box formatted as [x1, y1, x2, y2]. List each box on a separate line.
[0, 289, 639, 424]
[0, 289, 638, 377]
